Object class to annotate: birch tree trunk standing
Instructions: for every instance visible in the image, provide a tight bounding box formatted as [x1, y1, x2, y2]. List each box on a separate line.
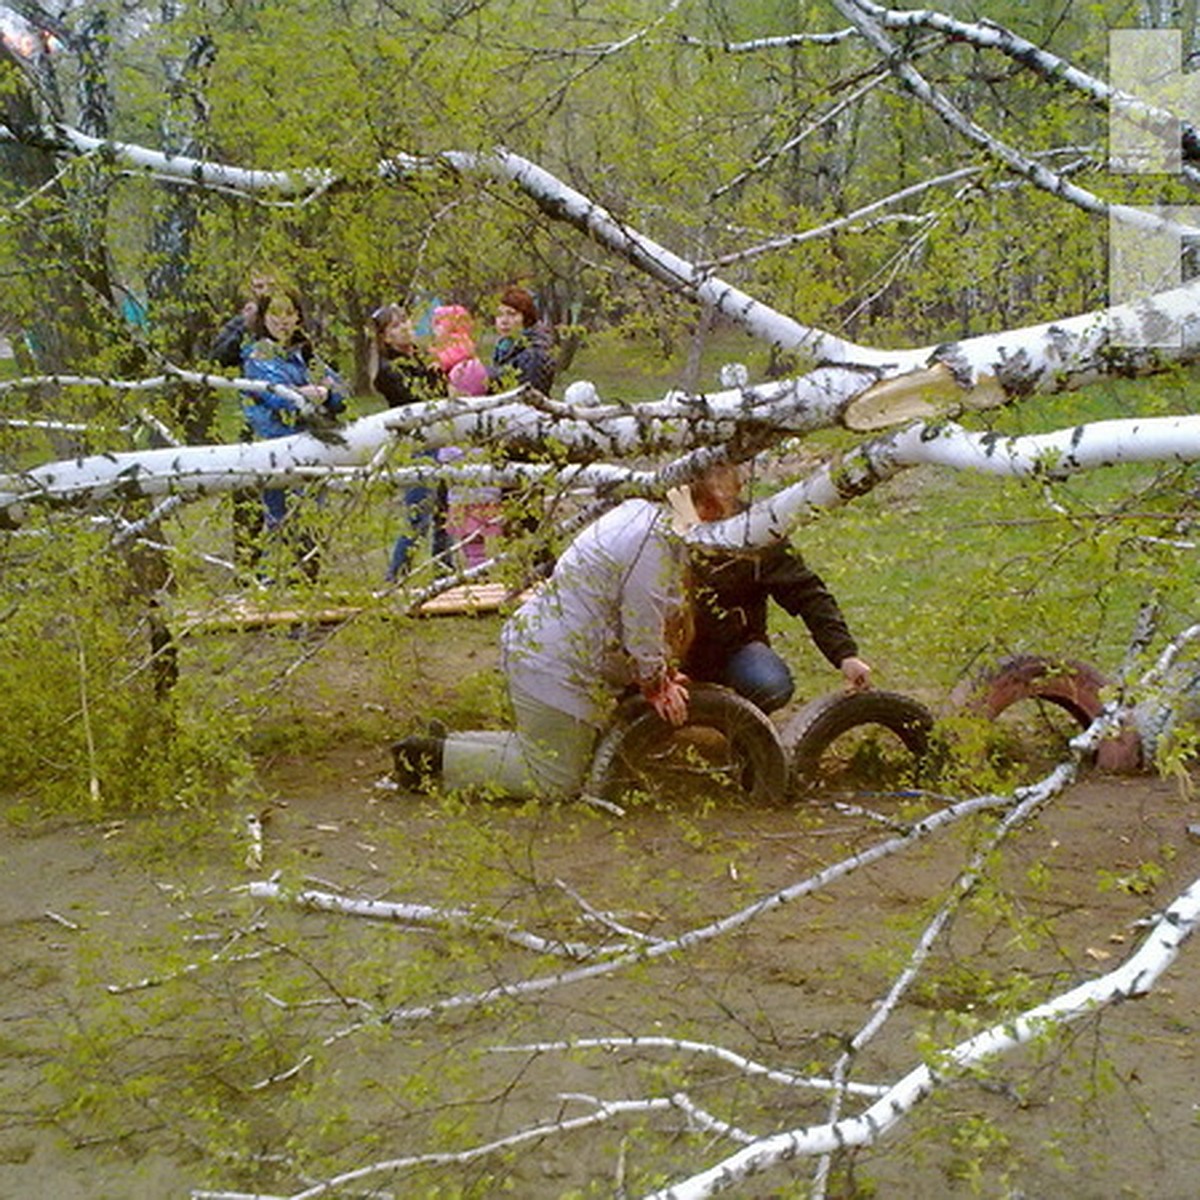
[0, 7, 193, 696]
[143, 10, 219, 442]
[0, 18, 119, 374]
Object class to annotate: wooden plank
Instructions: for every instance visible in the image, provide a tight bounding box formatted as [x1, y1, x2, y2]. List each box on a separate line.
[416, 582, 515, 614]
[177, 605, 360, 632]
[174, 582, 530, 633]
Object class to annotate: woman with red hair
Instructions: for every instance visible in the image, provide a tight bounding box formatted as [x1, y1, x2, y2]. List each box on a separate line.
[487, 286, 556, 394]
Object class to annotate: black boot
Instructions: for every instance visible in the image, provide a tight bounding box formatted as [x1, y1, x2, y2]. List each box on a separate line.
[391, 734, 445, 790]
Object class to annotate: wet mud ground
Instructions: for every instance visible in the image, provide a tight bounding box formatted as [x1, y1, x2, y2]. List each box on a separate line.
[2, 741, 1198, 1198]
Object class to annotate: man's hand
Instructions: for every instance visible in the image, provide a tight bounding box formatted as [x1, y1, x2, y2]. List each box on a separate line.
[642, 671, 690, 727]
[840, 656, 872, 691]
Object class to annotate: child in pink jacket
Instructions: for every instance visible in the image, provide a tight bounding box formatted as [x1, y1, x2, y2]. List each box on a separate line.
[431, 307, 501, 570]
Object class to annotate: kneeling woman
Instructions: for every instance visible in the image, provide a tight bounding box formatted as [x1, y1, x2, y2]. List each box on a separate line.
[392, 488, 704, 800]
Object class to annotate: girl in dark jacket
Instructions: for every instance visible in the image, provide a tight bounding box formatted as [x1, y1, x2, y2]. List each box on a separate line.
[369, 303, 444, 407]
[368, 304, 450, 580]
[487, 287, 557, 563]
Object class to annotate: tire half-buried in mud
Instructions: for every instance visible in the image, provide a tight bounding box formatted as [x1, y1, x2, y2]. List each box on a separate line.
[784, 690, 935, 797]
[947, 653, 1142, 772]
[948, 653, 1108, 725]
[583, 683, 790, 805]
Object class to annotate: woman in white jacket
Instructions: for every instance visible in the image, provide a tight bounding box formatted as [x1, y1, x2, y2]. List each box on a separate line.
[392, 490, 699, 799]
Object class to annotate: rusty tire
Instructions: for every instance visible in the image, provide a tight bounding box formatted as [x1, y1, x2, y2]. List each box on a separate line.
[949, 653, 1109, 725]
[949, 654, 1142, 772]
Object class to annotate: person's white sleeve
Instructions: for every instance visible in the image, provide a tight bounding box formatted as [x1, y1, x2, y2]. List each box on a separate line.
[619, 525, 679, 685]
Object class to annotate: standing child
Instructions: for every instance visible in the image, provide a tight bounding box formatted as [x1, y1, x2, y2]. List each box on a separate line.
[238, 290, 346, 582]
[368, 303, 449, 581]
[430, 306, 502, 571]
[488, 286, 557, 566]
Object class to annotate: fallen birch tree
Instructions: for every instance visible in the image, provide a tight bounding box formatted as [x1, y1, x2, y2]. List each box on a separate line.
[185, 874, 1200, 1200]
[177, 714, 1198, 1199]
[644, 868, 1200, 1200]
[5, 257, 1200, 537]
[5, 8, 1200, 1198]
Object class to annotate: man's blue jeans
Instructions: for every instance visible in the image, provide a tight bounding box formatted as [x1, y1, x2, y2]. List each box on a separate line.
[718, 641, 795, 713]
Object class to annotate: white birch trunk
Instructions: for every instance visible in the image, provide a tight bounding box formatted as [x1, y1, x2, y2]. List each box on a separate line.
[647, 872, 1200, 1199]
[9, 122, 1199, 372]
[6, 309, 1200, 527]
[686, 413, 1200, 551]
[4, 129, 1200, 543]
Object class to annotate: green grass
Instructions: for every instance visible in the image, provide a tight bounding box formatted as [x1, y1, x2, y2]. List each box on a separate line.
[561, 322, 776, 398]
[783, 369, 1200, 707]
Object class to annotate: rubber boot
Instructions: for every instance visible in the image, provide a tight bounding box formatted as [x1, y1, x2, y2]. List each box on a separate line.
[391, 734, 445, 790]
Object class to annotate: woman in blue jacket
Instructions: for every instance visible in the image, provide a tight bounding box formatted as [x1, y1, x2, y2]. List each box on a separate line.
[239, 290, 346, 581]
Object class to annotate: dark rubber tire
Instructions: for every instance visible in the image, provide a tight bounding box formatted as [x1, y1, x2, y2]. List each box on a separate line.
[583, 683, 789, 805]
[784, 690, 935, 796]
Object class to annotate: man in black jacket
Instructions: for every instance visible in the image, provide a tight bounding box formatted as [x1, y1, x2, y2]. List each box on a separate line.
[684, 464, 872, 713]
